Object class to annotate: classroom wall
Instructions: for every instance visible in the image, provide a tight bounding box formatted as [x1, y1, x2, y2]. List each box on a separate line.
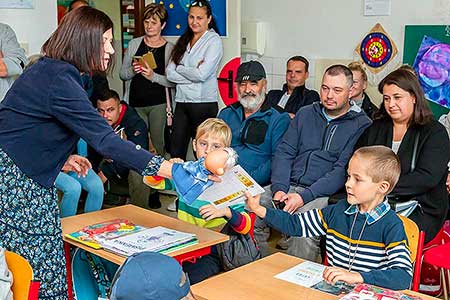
[242, 0, 448, 103]
[1, 0, 57, 56]
[92, 0, 124, 96]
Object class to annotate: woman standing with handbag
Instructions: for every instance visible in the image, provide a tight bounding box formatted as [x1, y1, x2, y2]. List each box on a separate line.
[166, 0, 223, 160]
[120, 3, 174, 156]
[357, 68, 450, 244]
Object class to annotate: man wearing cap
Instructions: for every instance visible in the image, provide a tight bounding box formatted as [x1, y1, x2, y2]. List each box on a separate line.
[255, 64, 372, 259]
[218, 61, 290, 186]
[267, 55, 320, 119]
[109, 251, 194, 300]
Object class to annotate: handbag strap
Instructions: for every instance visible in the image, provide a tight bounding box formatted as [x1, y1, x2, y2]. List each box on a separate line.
[410, 131, 420, 172]
[165, 87, 173, 126]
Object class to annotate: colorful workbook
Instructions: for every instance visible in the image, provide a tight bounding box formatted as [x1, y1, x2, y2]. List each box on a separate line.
[338, 284, 424, 300]
[65, 219, 144, 249]
[199, 165, 265, 209]
[101, 226, 198, 256]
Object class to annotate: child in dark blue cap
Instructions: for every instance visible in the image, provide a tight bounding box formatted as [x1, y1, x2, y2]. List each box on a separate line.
[109, 252, 194, 300]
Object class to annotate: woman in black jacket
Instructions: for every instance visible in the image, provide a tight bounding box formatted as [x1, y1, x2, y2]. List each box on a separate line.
[357, 68, 450, 243]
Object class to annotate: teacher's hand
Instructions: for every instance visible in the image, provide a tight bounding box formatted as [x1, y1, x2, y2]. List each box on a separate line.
[62, 155, 92, 177]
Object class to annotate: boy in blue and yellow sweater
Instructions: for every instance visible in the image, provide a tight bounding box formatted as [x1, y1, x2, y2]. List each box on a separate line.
[246, 145, 413, 290]
[146, 118, 251, 283]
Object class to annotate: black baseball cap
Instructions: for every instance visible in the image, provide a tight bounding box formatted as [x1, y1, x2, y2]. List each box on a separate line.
[235, 60, 266, 82]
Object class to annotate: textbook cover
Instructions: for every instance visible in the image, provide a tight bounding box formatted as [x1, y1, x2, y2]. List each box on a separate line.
[339, 284, 424, 300]
[101, 226, 198, 257]
[65, 219, 145, 249]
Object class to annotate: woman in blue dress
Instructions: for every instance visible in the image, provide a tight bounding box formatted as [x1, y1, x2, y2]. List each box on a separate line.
[0, 7, 182, 299]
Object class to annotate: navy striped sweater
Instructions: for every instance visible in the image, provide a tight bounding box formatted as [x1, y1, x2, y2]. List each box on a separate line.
[264, 199, 412, 290]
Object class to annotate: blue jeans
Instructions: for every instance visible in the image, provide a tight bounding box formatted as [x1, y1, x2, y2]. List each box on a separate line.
[55, 169, 104, 217]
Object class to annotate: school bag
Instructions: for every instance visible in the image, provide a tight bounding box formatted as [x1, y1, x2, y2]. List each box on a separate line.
[216, 222, 261, 271]
[72, 248, 118, 300]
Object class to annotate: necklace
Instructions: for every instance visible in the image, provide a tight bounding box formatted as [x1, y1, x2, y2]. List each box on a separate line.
[347, 212, 368, 272]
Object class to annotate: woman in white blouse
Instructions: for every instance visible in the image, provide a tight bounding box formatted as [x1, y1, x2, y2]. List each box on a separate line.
[167, 0, 223, 160]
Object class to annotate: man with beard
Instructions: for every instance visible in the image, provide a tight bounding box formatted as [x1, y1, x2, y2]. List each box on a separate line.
[218, 61, 290, 185]
[254, 65, 372, 258]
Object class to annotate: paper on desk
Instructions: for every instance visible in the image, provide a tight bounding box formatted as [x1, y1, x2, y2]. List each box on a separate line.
[274, 261, 326, 288]
[199, 165, 265, 209]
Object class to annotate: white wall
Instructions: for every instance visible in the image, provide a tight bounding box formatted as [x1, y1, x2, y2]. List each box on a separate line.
[242, 0, 448, 93]
[1, 0, 57, 56]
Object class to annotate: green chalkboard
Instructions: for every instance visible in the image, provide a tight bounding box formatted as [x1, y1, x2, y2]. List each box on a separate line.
[403, 25, 450, 118]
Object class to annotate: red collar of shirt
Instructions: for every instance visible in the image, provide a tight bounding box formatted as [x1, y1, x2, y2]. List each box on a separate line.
[113, 103, 127, 127]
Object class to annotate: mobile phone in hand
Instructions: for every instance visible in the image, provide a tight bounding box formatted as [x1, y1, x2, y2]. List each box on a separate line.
[272, 199, 286, 210]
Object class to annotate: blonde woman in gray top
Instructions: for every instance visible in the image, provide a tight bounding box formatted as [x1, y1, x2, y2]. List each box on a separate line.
[120, 3, 174, 155]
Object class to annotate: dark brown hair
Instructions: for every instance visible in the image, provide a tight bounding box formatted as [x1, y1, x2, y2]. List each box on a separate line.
[287, 56, 309, 72]
[374, 68, 434, 126]
[68, 0, 88, 11]
[170, 0, 217, 65]
[324, 64, 353, 88]
[42, 6, 114, 74]
[97, 89, 120, 103]
[143, 3, 168, 25]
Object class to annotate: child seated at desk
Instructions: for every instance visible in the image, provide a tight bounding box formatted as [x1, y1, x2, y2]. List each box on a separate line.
[109, 251, 196, 300]
[246, 145, 413, 290]
[146, 118, 252, 283]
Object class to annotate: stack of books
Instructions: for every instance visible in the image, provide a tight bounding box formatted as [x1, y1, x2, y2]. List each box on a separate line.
[65, 219, 198, 256]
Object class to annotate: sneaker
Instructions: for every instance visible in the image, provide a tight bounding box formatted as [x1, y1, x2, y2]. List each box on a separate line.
[276, 234, 289, 250]
[148, 193, 161, 209]
[167, 198, 178, 212]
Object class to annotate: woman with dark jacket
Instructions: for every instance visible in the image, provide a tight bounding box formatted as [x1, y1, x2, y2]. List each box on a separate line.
[357, 68, 450, 243]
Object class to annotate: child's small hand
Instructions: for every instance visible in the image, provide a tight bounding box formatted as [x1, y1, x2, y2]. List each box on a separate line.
[244, 191, 266, 218]
[169, 157, 184, 164]
[322, 266, 363, 285]
[199, 204, 231, 220]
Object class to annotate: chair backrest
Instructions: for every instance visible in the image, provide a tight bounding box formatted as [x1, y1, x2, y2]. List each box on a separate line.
[398, 215, 425, 292]
[4, 251, 33, 300]
[399, 215, 420, 262]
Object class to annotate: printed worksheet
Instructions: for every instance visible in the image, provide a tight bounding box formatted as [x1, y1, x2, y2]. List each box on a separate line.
[199, 165, 265, 209]
[274, 261, 326, 288]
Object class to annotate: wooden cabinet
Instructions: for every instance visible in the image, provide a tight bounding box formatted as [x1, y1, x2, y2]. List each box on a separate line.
[120, 0, 145, 54]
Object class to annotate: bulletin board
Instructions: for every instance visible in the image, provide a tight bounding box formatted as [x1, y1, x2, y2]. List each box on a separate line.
[159, 0, 227, 37]
[403, 25, 450, 118]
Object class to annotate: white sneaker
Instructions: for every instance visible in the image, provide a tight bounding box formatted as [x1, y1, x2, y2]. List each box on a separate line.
[167, 198, 177, 212]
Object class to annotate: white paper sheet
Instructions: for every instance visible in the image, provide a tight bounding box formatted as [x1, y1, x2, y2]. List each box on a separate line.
[274, 261, 326, 288]
[364, 0, 391, 16]
[199, 165, 265, 209]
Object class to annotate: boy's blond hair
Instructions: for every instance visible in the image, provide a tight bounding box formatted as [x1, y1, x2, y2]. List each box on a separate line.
[353, 145, 401, 194]
[195, 118, 232, 147]
[348, 61, 368, 82]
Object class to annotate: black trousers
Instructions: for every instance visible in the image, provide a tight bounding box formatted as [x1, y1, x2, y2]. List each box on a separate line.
[169, 102, 218, 160]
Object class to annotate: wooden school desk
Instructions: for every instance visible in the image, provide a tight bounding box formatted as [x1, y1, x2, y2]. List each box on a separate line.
[192, 252, 439, 300]
[61, 204, 229, 300]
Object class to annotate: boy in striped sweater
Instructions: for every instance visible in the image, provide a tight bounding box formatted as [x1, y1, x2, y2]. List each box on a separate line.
[246, 145, 413, 290]
[146, 118, 251, 283]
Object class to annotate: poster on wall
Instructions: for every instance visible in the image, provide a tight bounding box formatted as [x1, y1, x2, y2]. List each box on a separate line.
[413, 36, 450, 109]
[0, 0, 34, 8]
[404, 25, 450, 117]
[158, 0, 226, 36]
[354, 23, 399, 85]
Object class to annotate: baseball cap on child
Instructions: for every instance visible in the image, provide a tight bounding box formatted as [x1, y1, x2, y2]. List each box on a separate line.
[109, 251, 190, 300]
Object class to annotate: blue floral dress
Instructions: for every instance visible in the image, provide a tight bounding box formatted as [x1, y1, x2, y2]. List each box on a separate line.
[0, 149, 68, 300]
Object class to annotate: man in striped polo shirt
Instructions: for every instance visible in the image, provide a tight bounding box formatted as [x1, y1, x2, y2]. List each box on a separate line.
[246, 146, 412, 290]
